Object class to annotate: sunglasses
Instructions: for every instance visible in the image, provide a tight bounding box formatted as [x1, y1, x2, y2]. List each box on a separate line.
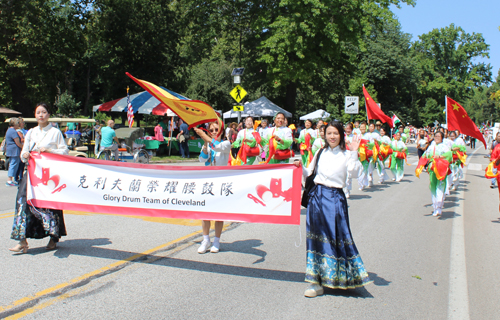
[209, 129, 218, 133]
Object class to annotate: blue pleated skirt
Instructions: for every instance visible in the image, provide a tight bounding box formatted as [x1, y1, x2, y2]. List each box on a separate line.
[306, 184, 371, 289]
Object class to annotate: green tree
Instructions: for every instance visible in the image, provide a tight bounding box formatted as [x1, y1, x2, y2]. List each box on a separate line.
[413, 24, 492, 124]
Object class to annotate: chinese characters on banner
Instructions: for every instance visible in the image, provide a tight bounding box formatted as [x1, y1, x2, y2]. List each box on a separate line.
[27, 153, 302, 225]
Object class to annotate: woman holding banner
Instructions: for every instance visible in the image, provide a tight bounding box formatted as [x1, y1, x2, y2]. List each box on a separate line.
[262, 112, 293, 164]
[296, 121, 371, 298]
[10, 103, 68, 253]
[194, 121, 231, 253]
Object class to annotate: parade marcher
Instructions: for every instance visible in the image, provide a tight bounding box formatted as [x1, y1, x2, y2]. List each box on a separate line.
[296, 121, 371, 297]
[231, 116, 261, 165]
[398, 126, 408, 144]
[488, 133, 500, 188]
[262, 112, 294, 164]
[376, 127, 392, 184]
[5, 118, 23, 186]
[296, 119, 317, 166]
[416, 129, 429, 159]
[389, 132, 407, 182]
[449, 131, 467, 191]
[194, 121, 231, 253]
[315, 120, 324, 138]
[417, 131, 452, 217]
[311, 125, 325, 156]
[357, 122, 370, 190]
[353, 121, 361, 135]
[344, 123, 356, 198]
[365, 123, 381, 186]
[10, 103, 69, 253]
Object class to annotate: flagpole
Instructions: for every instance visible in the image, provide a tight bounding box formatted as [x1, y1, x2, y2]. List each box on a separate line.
[445, 95, 447, 129]
[363, 84, 369, 123]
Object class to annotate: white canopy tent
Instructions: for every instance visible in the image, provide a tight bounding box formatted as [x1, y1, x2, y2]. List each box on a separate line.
[299, 109, 330, 120]
[223, 96, 292, 119]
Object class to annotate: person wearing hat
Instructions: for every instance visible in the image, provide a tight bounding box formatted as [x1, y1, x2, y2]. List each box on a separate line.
[374, 121, 382, 134]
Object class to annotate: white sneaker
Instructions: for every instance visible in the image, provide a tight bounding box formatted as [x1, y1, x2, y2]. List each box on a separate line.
[432, 211, 438, 216]
[378, 180, 383, 184]
[304, 284, 324, 298]
[210, 245, 219, 253]
[392, 178, 396, 181]
[359, 186, 363, 191]
[345, 191, 350, 198]
[198, 240, 211, 254]
[368, 181, 373, 187]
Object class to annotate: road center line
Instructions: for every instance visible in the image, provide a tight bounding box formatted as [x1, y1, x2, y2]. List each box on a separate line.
[447, 146, 481, 320]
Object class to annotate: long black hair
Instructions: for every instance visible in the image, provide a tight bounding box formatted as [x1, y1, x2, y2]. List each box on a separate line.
[324, 121, 346, 151]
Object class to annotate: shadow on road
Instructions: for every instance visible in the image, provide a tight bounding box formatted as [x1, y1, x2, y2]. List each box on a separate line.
[216, 239, 267, 264]
[348, 194, 372, 200]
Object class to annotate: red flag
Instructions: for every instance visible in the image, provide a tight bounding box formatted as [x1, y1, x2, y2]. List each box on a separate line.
[446, 97, 486, 148]
[362, 86, 393, 127]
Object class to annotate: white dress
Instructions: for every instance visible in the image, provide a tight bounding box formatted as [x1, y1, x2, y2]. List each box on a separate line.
[21, 124, 68, 163]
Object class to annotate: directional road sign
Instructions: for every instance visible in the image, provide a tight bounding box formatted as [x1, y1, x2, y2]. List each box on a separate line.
[233, 105, 244, 112]
[345, 96, 359, 114]
[230, 85, 247, 103]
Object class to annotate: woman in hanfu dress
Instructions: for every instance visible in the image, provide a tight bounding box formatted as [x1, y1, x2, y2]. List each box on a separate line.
[10, 103, 68, 253]
[231, 116, 262, 165]
[295, 121, 371, 297]
[261, 112, 294, 164]
[194, 120, 231, 253]
[417, 131, 452, 217]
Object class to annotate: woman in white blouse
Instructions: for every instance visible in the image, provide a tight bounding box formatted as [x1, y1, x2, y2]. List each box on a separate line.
[10, 103, 68, 253]
[295, 121, 371, 297]
[194, 121, 231, 253]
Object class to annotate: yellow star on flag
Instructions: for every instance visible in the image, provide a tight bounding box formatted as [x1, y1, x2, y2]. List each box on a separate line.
[452, 104, 460, 111]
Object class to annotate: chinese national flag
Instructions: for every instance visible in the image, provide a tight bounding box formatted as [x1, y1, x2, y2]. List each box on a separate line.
[362, 85, 393, 127]
[446, 97, 486, 148]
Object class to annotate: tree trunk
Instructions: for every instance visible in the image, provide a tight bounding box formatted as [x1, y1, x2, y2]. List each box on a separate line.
[285, 81, 297, 118]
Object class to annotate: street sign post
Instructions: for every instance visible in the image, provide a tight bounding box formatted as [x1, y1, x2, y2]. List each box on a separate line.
[345, 96, 359, 114]
[230, 85, 247, 103]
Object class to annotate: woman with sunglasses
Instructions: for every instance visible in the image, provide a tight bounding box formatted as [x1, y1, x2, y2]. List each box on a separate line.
[194, 121, 231, 253]
[262, 112, 293, 164]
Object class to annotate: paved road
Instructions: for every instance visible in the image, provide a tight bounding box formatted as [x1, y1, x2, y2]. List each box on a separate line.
[0, 145, 496, 319]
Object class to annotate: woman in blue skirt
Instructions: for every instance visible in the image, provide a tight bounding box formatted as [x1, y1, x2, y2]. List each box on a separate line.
[295, 121, 372, 297]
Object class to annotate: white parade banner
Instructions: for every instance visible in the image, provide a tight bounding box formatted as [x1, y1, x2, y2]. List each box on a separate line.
[26, 153, 301, 225]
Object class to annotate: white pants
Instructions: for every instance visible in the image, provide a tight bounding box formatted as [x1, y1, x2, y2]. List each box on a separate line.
[358, 164, 368, 188]
[432, 182, 446, 215]
[368, 160, 375, 183]
[376, 159, 388, 182]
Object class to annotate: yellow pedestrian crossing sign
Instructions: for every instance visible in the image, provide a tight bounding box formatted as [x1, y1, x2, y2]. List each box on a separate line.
[233, 105, 244, 112]
[230, 85, 247, 103]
